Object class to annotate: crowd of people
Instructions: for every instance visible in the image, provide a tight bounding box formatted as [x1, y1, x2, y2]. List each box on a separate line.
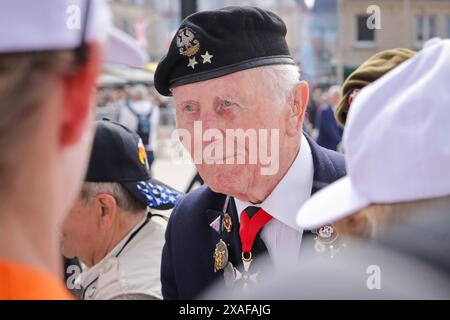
[0, 0, 448, 300]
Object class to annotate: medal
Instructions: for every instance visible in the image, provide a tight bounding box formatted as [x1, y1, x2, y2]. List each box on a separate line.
[233, 255, 259, 289]
[213, 239, 228, 272]
[223, 213, 232, 232]
[223, 262, 236, 287]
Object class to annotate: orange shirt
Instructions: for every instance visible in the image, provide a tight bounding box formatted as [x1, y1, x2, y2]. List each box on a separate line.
[0, 260, 73, 300]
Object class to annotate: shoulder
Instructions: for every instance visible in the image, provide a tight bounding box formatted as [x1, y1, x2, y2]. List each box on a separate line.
[322, 147, 346, 175]
[306, 134, 346, 181]
[165, 185, 225, 245]
[93, 221, 166, 300]
[170, 185, 223, 223]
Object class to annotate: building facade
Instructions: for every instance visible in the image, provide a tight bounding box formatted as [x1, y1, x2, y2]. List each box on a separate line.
[338, 0, 450, 82]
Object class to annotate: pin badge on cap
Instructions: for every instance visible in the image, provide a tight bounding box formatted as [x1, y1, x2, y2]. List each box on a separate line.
[138, 139, 149, 170]
[177, 27, 200, 56]
[176, 27, 200, 70]
[176, 27, 214, 70]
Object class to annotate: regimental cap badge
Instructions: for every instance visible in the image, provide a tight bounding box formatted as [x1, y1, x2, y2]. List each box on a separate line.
[176, 27, 200, 57]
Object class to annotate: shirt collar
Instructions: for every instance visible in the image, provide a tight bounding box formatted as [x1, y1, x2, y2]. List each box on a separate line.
[234, 134, 314, 231]
[79, 214, 149, 286]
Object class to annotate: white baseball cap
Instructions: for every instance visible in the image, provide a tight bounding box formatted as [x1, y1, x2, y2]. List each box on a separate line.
[0, 0, 147, 67]
[297, 39, 450, 230]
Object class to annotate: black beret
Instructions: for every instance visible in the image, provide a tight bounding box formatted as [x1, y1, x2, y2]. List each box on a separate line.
[154, 6, 295, 96]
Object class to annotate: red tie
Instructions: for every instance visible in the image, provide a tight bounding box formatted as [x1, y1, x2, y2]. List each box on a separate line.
[239, 206, 272, 260]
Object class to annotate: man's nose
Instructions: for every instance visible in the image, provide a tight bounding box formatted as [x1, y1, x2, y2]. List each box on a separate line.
[199, 108, 221, 132]
[199, 109, 224, 145]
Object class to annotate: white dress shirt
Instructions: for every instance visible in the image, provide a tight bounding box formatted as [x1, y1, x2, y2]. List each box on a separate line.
[234, 134, 314, 269]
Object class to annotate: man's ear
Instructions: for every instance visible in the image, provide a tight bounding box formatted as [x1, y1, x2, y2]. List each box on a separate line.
[60, 43, 103, 147]
[94, 193, 117, 231]
[287, 81, 309, 136]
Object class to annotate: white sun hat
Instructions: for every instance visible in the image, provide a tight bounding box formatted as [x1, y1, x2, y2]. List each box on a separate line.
[0, 0, 147, 67]
[297, 39, 450, 230]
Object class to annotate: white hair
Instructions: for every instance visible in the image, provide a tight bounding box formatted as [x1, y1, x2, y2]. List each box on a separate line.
[254, 64, 301, 105]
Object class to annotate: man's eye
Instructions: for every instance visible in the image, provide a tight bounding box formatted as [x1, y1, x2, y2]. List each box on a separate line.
[223, 99, 234, 107]
[184, 104, 197, 112]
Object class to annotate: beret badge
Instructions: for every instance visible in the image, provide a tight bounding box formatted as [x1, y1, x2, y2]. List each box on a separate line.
[176, 27, 200, 57]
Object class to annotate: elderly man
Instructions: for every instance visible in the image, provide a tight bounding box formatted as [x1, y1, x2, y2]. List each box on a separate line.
[0, 0, 145, 299]
[62, 120, 182, 300]
[154, 6, 346, 299]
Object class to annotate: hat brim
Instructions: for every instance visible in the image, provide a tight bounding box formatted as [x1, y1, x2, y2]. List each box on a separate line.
[121, 178, 183, 210]
[296, 177, 370, 230]
[105, 27, 147, 67]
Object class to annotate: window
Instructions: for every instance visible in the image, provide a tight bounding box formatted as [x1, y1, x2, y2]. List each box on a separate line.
[416, 15, 437, 44]
[356, 15, 375, 45]
[447, 16, 450, 38]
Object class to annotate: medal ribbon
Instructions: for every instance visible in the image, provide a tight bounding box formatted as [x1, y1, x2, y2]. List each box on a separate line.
[239, 206, 272, 255]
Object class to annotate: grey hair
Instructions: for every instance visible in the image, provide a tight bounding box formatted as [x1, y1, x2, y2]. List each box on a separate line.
[255, 64, 301, 106]
[81, 182, 147, 214]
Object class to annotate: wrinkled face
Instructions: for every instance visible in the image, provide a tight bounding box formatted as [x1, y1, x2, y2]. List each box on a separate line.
[61, 196, 102, 262]
[172, 69, 290, 198]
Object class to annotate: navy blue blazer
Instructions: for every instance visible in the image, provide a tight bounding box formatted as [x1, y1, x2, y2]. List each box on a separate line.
[161, 135, 346, 299]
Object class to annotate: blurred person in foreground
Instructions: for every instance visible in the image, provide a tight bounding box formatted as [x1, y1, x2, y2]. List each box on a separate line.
[210, 39, 450, 299]
[0, 0, 146, 299]
[62, 120, 182, 300]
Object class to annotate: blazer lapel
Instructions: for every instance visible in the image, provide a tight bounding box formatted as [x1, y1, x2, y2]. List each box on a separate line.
[204, 194, 242, 273]
[305, 133, 346, 195]
[221, 198, 243, 268]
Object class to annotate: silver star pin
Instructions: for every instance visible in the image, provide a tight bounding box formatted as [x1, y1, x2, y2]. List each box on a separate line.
[187, 57, 198, 69]
[201, 51, 213, 64]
